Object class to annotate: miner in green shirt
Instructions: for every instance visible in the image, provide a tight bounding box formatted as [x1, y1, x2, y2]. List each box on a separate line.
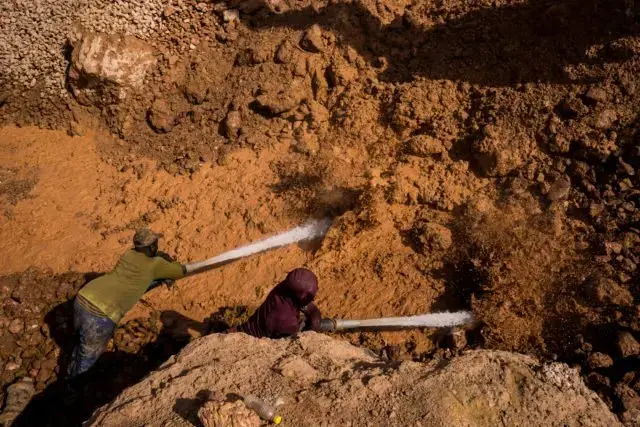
[68, 229, 186, 377]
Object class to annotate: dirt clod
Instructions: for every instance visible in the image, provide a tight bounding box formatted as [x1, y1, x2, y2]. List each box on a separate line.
[222, 111, 243, 139]
[404, 135, 446, 158]
[300, 25, 325, 53]
[147, 99, 177, 133]
[198, 400, 260, 427]
[615, 383, 640, 412]
[587, 352, 614, 370]
[587, 277, 634, 307]
[8, 319, 24, 335]
[414, 222, 453, 253]
[473, 124, 530, 177]
[616, 332, 640, 358]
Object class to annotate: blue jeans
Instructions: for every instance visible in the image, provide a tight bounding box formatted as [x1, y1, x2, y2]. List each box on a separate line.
[67, 298, 117, 378]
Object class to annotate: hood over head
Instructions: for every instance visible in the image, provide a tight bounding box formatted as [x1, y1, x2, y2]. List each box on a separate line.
[284, 268, 318, 307]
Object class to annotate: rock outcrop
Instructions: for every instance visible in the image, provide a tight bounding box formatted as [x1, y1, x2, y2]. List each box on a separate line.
[87, 333, 620, 426]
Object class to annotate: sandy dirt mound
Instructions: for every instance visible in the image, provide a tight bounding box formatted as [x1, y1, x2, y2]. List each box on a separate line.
[85, 333, 619, 427]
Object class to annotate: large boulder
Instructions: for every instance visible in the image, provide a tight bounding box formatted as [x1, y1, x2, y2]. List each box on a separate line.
[86, 333, 620, 426]
[67, 31, 156, 107]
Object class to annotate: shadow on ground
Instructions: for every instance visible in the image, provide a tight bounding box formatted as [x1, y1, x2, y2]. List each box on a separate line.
[246, 0, 638, 85]
[13, 308, 208, 427]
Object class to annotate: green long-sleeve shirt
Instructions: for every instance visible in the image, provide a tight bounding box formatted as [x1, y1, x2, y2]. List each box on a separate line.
[78, 250, 186, 323]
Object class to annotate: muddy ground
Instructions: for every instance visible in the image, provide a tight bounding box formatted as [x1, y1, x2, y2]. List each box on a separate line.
[0, 0, 639, 425]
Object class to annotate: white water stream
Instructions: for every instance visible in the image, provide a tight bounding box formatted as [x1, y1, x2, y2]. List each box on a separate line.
[185, 218, 332, 274]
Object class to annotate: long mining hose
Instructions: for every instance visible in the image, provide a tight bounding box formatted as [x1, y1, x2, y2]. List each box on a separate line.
[318, 311, 475, 332]
[184, 218, 332, 276]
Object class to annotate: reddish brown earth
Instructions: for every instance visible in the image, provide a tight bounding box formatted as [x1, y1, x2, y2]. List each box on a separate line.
[0, 0, 639, 425]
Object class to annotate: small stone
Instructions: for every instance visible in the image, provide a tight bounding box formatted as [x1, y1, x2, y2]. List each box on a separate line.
[586, 352, 614, 369]
[605, 241, 623, 255]
[621, 258, 637, 273]
[622, 371, 637, 385]
[617, 331, 640, 358]
[68, 121, 84, 137]
[195, 2, 208, 12]
[619, 178, 634, 192]
[547, 176, 571, 201]
[36, 368, 52, 384]
[163, 6, 177, 17]
[443, 330, 467, 350]
[277, 357, 319, 385]
[621, 408, 640, 426]
[589, 203, 605, 218]
[615, 383, 640, 411]
[300, 24, 324, 53]
[223, 9, 239, 23]
[198, 400, 260, 427]
[308, 100, 329, 128]
[5, 362, 20, 371]
[586, 276, 633, 307]
[345, 46, 358, 64]
[292, 131, 319, 155]
[222, 111, 242, 139]
[619, 272, 632, 283]
[8, 319, 24, 335]
[594, 109, 617, 129]
[621, 232, 640, 250]
[584, 87, 608, 103]
[184, 78, 209, 105]
[293, 56, 307, 76]
[235, 48, 264, 67]
[148, 99, 176, 133]
[275, 40, 294, 64]
[618, 157, 635, 176]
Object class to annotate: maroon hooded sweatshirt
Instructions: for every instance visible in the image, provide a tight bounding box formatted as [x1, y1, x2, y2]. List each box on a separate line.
[235, 268, 321, 338]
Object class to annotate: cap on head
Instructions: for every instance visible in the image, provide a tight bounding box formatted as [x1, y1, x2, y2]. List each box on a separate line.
[133, 228, 163, 248]
[285, 268, 318, 306]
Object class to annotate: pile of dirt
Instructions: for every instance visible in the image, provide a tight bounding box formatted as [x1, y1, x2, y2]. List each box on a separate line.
[86, 333, 620, 426]
[0, 0, 639, 425]
[2, 0, 636, 173]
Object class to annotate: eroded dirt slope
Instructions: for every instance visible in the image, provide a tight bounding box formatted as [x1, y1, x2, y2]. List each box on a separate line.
[0, 0, 639, 425]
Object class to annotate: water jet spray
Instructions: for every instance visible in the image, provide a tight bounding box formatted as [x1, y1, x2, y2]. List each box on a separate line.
[184, 218, 332, 276]
[318, 311, 475, 331]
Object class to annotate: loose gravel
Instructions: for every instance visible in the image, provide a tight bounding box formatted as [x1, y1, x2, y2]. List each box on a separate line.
[0, 0, 166, 98]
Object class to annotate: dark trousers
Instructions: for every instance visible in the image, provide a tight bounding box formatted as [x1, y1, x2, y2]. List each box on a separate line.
[67, 298, 117, 378]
